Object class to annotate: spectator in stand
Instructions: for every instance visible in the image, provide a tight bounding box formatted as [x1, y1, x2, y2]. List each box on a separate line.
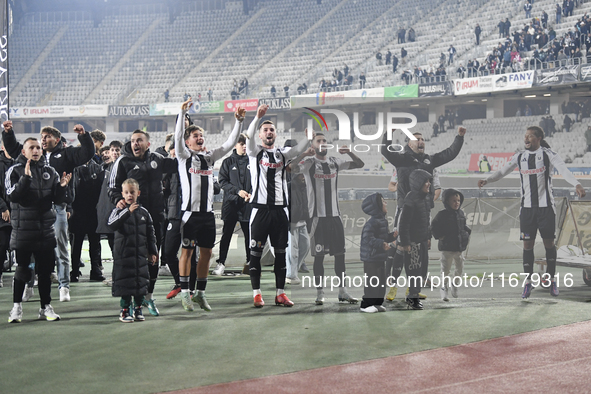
[567, 0, 574, 17]
[398, 27, 405, 43]
[270, 85, 276, 98]
[505, 18, 511, 37]
[385, 50, 391, 65]
[432, 123, 439, 138]
[564, 114, 573, 132]
[164, 89, 169, 103]
[392, 54, 399, 73]
[585, 126, 591, 152]
[401, 47, 408, 65]
[498, 20, 505, 38]
[376, 51, 383, 65]
[284, 84, 290, 97]
[401, 70, 412, 85]
[556, 4, 562, 24]
[408, 27, 416, 42]
[344, 64, 349, 78]
[475, 24, 481, 45]
[525, 105, 532, 117]
[542, 10, 549, 28]
[448, 45, 456, 65]
[359, 72, 366, 89]
[207, 88, 213, 101]
[183, 92, 189, 101]
[524, 1, 532, 19]
[438, 114, 446, 133]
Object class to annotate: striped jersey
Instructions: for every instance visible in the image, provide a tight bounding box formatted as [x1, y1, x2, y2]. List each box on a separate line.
[175, 111, 241, 213]
[486, 147, 580, 209]
[294, 156, 351, 218]
[248, 147, 291, 206]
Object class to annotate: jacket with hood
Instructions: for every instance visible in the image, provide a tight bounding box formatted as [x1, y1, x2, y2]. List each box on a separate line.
[360, 193, 395, 262]
[107, 204, 157, 297]
[6, 154, 67, 250]
[380, 133, 463, 208]
[108, 141, 177, 224]
[431, 189, 471, 252]
[2, 127, 95, 205]
[398, 169, 432, 246]
[0, 151, 14, 230]
[219, 149, 252, 222]
[70, 159, 104, 234]
[96, 162, 115, 234]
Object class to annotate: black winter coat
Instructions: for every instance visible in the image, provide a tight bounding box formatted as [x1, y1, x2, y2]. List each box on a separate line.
[0, 152, 14, 230]
[108, 142, 177, 224]
[96, 162, 115, 234]
[381, 133, 463, 209]
[108, 205, 157, 297]
[6, 155, 67, 250]
[360, 193, 395, 262]
[219, 149, 252, 222]
[431, 189, 471, 252]
[289, 173, 309, 224]
[398, 169, 432, 246]
[3, 128, 95, 205]
[70, 160, 103, 234]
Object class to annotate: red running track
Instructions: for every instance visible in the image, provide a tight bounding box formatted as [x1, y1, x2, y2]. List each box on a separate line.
[169, 320, 591, 393]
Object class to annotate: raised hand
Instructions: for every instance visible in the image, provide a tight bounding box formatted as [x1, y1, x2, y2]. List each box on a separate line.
[60, 172, 72, 187]
[73, 124, 85, 134]
[235, 106, 246, 121]
[116, 199, 126, 209]
[149, 254, 158, 265]
[304, 128, 316, 140]
[129, 202, 139, 212]
[458, 126, 467, 136]
[181, 98, 193, 112]
[478, 179, 487, 188]
[1, 210, 9, 223]
[257, 104, 269, 118]
[25, 159, 32, 177]
[576, 184, 586, 198]
[303, 147, 315, 157]
[338, 145, 351, 154]
[2, 120, 12, 132]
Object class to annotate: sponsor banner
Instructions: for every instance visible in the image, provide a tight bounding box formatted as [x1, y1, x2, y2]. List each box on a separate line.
[224, 98, 258, 113]
[418, 82, 451, 97]
[533, 65, 579, 86]
[557, 201, 591, 253]
[554, 167, 591, 176]
[10, 105, 108, 118]
[189, 100, 225, 114]
[580, 64, 591, 82]
[108, 105, 150, 117]
[149, 102, 182, 116]
[384, 84, 418, 99]
[258, 97, 291, 110]
[0, 0, 8, 122]
[452, 76, 493, 95]
[468, 153, 516, 172]
[492, 71, 534, 91]
[291, 87, 384, 108]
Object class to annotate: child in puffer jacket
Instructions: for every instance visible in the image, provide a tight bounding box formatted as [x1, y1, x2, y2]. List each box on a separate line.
[360, 193, 396, 313]
[431, 188, 471, 301]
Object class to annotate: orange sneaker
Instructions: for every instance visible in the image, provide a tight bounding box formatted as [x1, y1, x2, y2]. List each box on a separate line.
[254, 294, 265, 308]
[275, 293, 294, 307]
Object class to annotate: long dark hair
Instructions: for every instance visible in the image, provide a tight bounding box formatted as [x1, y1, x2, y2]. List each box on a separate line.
[528, 126, 550, 149]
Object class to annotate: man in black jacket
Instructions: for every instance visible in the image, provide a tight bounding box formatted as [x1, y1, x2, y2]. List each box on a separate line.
[0, 145, 13, 287]
[214, 134, 251, 276]
[7, 137, 72, 323]
[475, 24, 481, 45]
[108, 130, 177, 316]
[2, 120, 94, 302]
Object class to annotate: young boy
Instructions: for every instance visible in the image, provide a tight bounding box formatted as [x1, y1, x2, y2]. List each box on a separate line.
[360, 193, 396, 313]
[108, 179, 158, 323]
[397, 169, 433, 310]
[431, 189, 471, 301]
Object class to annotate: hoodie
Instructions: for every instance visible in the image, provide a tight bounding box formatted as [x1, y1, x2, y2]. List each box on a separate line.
[431, 189, 471, 252]
[398, 169, 432, 246]
[360, 193, 395, 262]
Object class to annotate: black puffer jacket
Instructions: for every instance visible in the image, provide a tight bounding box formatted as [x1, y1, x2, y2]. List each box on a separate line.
[70, 160, 103, 234]
[360, 193, 395, 262]
[431, 189, 471, 252]
[398, 169, 432, 246]
[3, 128, 95, 205]
[289, 173, 309, 224]
[6, 154, 67, 250]
[219, 149, 252, 222]
[163, 171, 182, 220]
[0, 152, 14, 230]
[108, 142, 177, 224]
[96, 162, 115, 234]
[107, 205, 157, 297]
[381, 133, 463, 208]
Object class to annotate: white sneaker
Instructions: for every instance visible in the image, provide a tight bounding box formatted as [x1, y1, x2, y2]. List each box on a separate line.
[290, 277, 301, 286]
[0, 276, 3, 288]
[180, 292, 194, 312]
[8, 304, 23, 323]
[22, 284, 34, 302]
[59, 287, 70, 302]
[39, 305, 60, 321]
[212, 263, 225, 276]
[285, 278, 291, 285]
[360, 306, 379, 313]
[158, 265, 172, 276]
[375, 305, 387, 312]
[451, 285, 458, 298]
[440, 287, 449, 302]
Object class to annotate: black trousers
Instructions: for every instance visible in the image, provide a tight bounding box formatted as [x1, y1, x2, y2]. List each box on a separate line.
[361, 260, 386, 308]
[14, 248, 55, 307]
[70, 230, 102, 276]
[0, 227, 11, 274]
[218, 215, 250, 264]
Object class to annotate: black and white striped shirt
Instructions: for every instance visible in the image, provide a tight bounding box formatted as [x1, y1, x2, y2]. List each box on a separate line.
[294, 156, 351, 218]
[245, 116, 309, 207]
[175, 110, 241, 214]
[486, 147, 581, 209]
